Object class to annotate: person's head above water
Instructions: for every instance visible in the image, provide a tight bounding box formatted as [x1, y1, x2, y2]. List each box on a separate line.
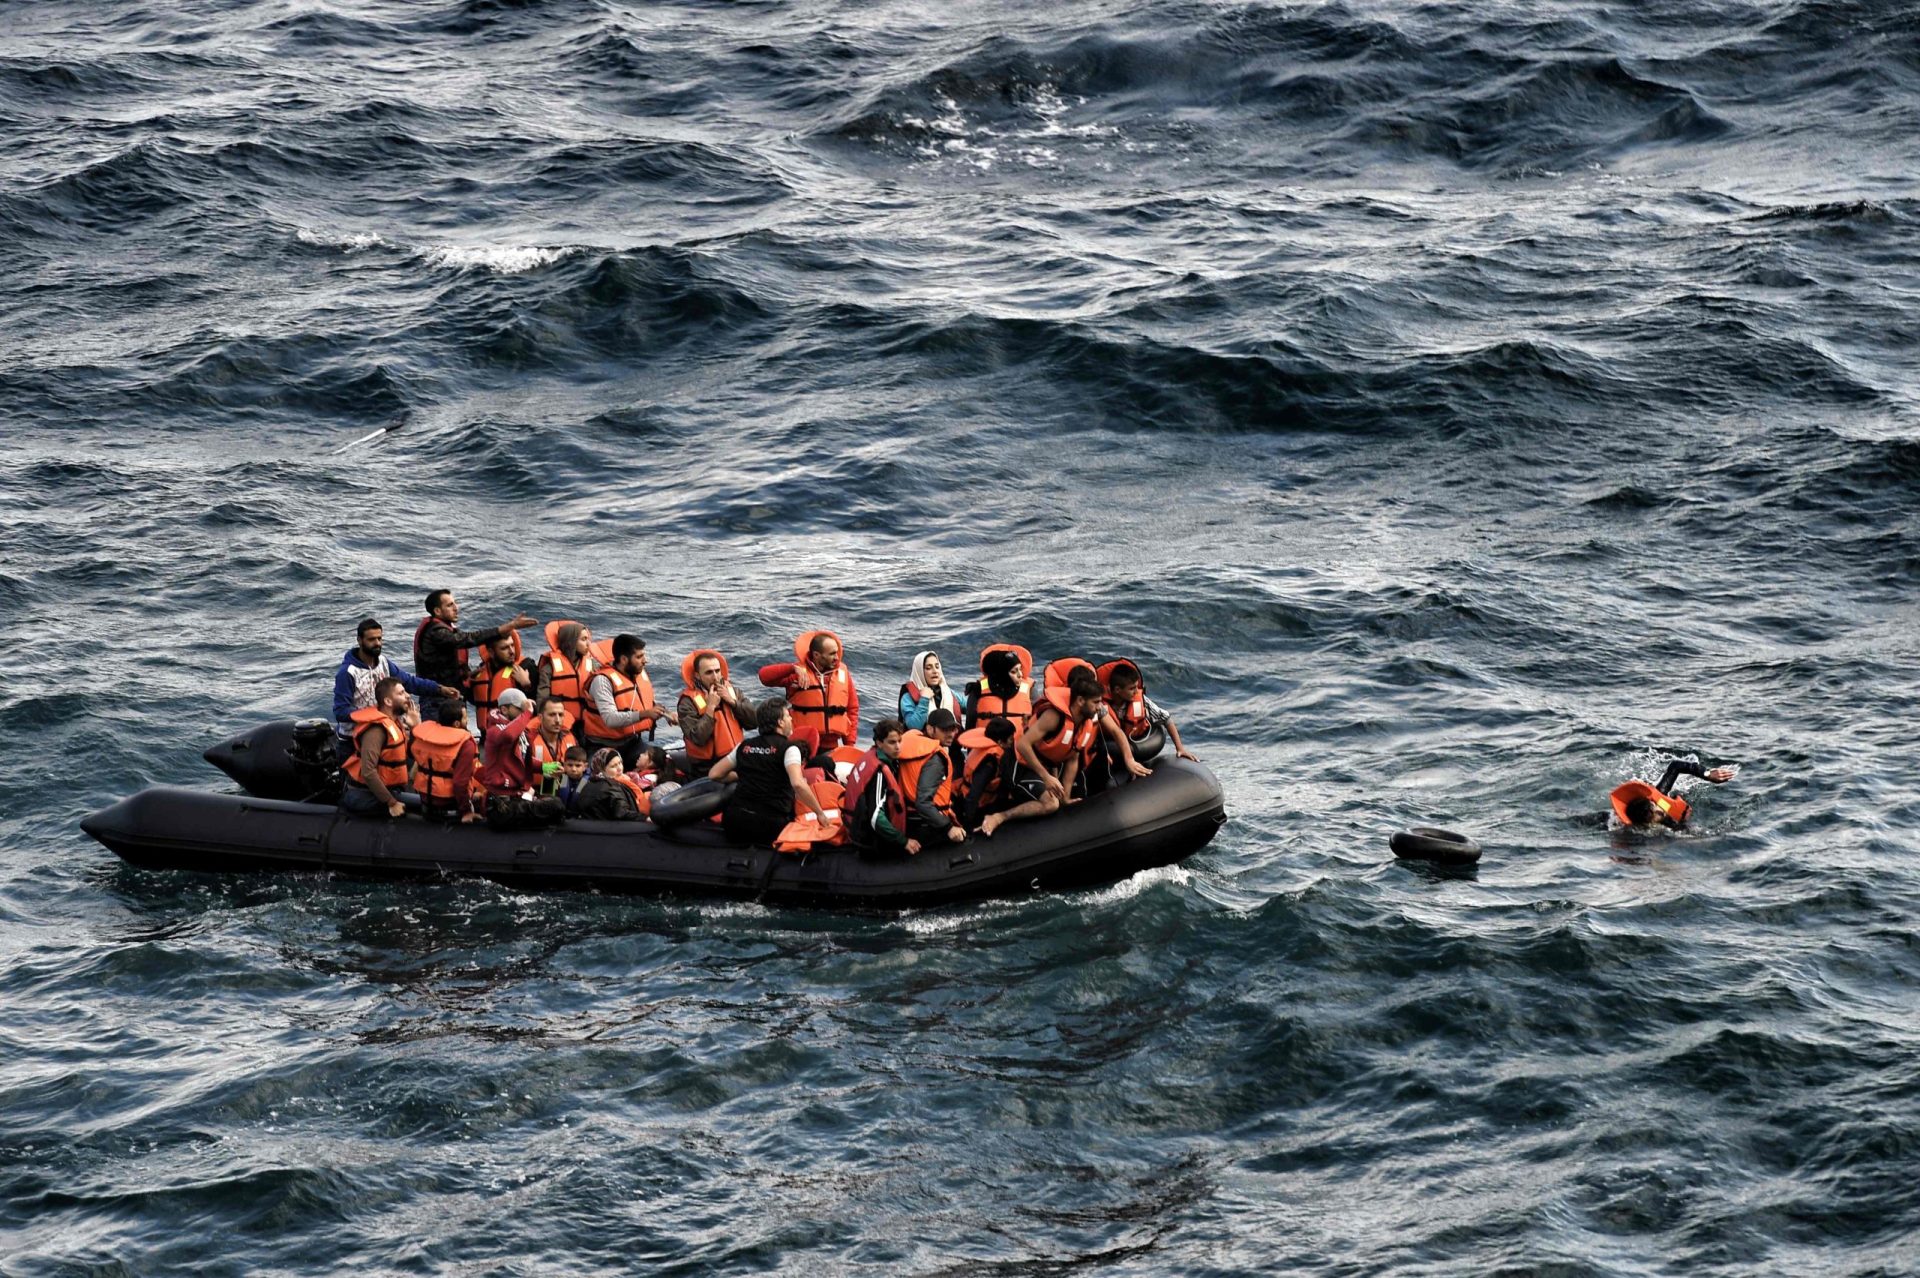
[1623, 795, 1659, 826]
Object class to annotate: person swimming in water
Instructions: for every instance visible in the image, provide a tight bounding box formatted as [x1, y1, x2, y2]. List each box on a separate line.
[1610, 758, 1737, 830]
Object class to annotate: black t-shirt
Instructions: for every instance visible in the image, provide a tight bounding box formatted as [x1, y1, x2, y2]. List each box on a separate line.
[729, 733, 798, 823]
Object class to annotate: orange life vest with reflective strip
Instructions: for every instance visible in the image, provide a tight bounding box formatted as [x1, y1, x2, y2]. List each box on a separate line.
[682, 650, 746, 764]
[528, 729, 576, 773]
[469, 631, 524, 718]
[344, 708, 410, 790]
[408, 721, 473, 807]
[790, 664, 854, 742]
[973, 644, 1034, 726]
[895, 731, 954, 824]
[1609, 780, 1692, 826]
[635, 669, 657, 731]
[971, 680, 1033, 726]
[542, 653, 593, 724]
[683, 688, 746, 763]
[539, 619, 596, 724]
[1097, 660, 1152, 740]
[774, 781, 849, 852]
[581, 667, 649, 742]
[1032, 687, 1099, 768]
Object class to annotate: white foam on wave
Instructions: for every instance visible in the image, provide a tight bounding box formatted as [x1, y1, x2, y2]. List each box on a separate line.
[291, 226, 577, 274]
[898, 895, 1031, 936]
[1077, 863, 1193, 906]
[900, 83, 1118, 173]
[295, 227, 392, 252]
[421, 244, 576, 274]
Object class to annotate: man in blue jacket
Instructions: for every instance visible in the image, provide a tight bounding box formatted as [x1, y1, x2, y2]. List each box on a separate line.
[334, 617, 455, 724]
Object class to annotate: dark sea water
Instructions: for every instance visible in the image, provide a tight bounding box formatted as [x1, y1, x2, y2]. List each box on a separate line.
[4, 0, 1918, 1272]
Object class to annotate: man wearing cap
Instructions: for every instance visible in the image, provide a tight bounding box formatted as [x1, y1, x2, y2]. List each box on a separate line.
[479, 687, 566, 829]
[479, 687, 535, 792]
[907, 708, 967, 846]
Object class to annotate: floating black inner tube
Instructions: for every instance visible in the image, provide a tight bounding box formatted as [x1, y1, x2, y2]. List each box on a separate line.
[650, 777, 733, 828]
[1390, 826, 1482, 864]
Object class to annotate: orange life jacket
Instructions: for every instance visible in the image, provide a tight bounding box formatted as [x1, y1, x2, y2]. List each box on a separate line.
[1031, 686, 1099, 768]
[408, 720, 474, 808]
[681, 649, 747, 764]
[1609, 780, 1692, 827]
[971, 682, 1032, 725]
[528, 729, 577, 774]
[343, 707, 409, 791]
[980, 643, 1033, 681]
[581, 667, 648, 742]
[963, 743, 1008, 811]
[1096, 659, 1152, 740]
[789, 630, 855, 744]
[895, 730, 955, 824]
[616, 771, 654, 819]
[540, 619, 596, 725]
[972, 644, 1034, 725]
[1042, 656, 1095, 691]
[635, 668, 656, 717]
[773, 781, 850, 853]
[470, 630, 524, 718]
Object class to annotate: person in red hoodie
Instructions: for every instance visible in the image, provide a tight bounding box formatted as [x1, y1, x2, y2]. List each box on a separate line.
[759, 629, 859, 758]
[479, 688, 563, 829]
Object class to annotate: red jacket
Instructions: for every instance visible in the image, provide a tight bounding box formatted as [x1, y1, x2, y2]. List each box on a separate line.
[480, 708, 536, 796]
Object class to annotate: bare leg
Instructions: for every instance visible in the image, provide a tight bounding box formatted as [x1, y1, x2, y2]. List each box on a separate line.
[980, 791, 1059, 837]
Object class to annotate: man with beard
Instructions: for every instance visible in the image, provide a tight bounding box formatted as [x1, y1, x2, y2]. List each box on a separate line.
[412, 588, 537, 703]
[333, 617, 454, 726]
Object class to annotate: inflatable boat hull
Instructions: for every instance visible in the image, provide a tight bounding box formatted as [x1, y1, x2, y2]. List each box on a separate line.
[82, 760, 1227, 909]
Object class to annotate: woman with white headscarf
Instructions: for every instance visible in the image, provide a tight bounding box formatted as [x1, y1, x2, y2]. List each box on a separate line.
[898, 650, 966, 731]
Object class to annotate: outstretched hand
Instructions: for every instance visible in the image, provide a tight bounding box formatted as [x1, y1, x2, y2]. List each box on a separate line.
[1125, 757, 1152, 779]
[507, 613, 538, 630]
[1706, 766, 1736, 783]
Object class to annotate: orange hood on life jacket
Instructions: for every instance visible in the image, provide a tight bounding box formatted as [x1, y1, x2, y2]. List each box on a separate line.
[681, 649, 732, 692]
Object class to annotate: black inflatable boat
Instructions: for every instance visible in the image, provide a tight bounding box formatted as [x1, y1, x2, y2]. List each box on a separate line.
[86, 724, 1227, 908]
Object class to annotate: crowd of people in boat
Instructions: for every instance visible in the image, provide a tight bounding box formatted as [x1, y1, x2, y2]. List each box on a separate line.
[328, 589, 1198, 853]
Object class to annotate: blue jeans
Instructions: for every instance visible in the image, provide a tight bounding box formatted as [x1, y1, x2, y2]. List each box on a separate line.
[339, 785, 391, 816]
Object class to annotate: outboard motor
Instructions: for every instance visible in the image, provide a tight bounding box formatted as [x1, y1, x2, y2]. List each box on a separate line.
[287, 717, 344, 804]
